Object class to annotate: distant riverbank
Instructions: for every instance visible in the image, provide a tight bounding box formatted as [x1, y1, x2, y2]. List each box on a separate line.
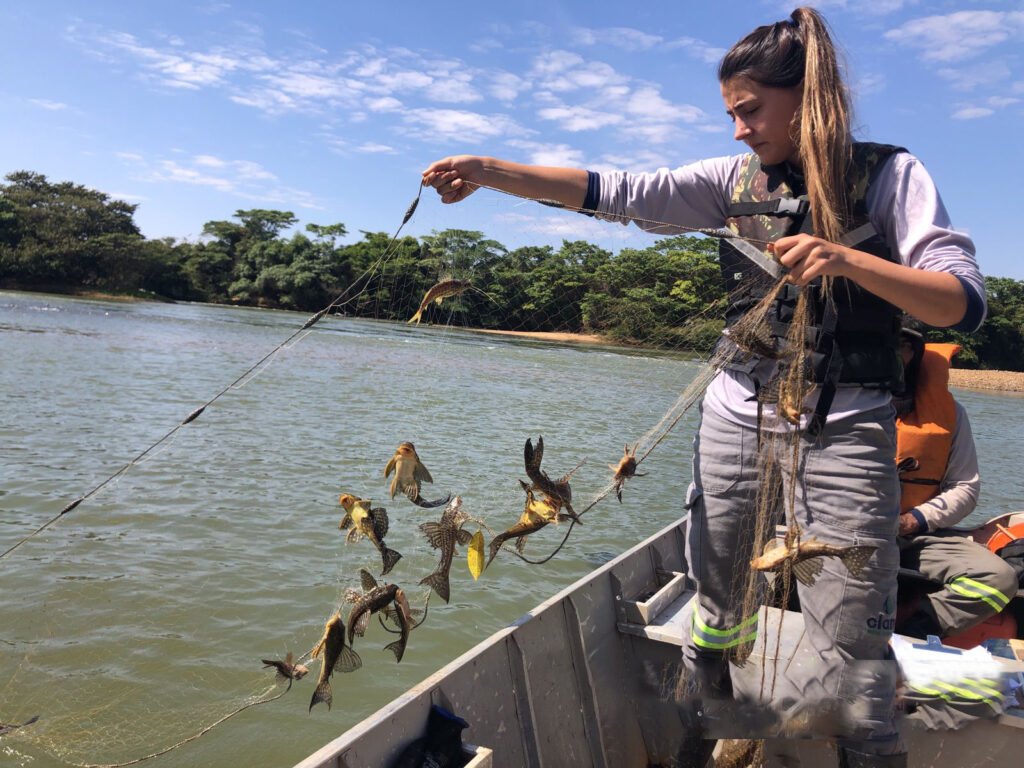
[949, 369, 1024, 393]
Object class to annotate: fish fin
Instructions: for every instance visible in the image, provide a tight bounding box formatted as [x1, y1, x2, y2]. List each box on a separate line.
[487, 535, 505, 567]
[360, 569, 378, 592]
[381, 547, 402, 576]
[515, 535, 528, 554]
[411, 493, 451, 509]
[761, 538, 783, 556]
[419, 521, 446, 549]
[413, 461, 433, 485]
[370, 507, 389, 539]
[309, 680, 333, 712]
[384, 454, 397, 479]
[353, 610, 372, 638]
[524, 437, 543, 478]
[840, 545, 877, 581]
[385, 639, 406, 663]
[337, 646, 362, 673]
[419, 570, 451, 603]
[408, 309, 423, 325]
[455, 528, 474, 546]
[792, 558, 823, 587]
[338, 513, 353, 531]
[345, 527, 363, 544]
[342, 587, 362, 604]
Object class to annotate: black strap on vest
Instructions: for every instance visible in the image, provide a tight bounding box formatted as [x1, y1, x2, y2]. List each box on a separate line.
[727, 198, 810, 218]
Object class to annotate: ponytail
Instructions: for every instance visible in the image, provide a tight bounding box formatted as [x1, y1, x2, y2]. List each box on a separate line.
[719, 7, 853, 243]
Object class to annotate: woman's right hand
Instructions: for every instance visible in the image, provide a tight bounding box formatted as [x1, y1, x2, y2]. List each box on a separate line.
[422, 155, 486, 204]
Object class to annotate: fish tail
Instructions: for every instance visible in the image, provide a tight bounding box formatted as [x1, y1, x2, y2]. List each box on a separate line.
[487, 536, 506, 567]
[339, 646, 362, 673]
[385, 639, 406, 663]
[381, 547, 403, 576]
[419, 570, 451, 603]
[839, 545, 877, 581]
[408, 308, 423, 325]
[309, 680, 333, 712]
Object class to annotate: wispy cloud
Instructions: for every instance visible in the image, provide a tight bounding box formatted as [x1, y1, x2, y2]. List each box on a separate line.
[952, 106, 994, 120]
[401, 109, 523, 144]
[117, 151, 320, 208]
[29, 98, 68, 111]
[496, 211, 637, 241]
[664, 36, 726, 65]
[571, 27, 664, 52]
[884, 10, 1024, 63]
[505, 139, 586, 167]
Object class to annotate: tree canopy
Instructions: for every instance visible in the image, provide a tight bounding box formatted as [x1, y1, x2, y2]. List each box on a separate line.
[2, 170, 1023, 370]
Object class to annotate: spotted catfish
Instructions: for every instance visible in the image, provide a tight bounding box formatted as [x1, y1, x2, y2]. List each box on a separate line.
[345, 570, 413, 662]
[384, 442, 450, 509]
[419, 496, 474, 603]
[750, 528, 876, 587]
[487, 480, 570, 567]
[338, 493, 402, 576]
[261, 651, 309, 684]
[308, 613, 361, 712]
[523, 436, 583, 522]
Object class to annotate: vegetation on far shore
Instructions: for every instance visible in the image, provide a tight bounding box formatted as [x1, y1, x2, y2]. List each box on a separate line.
[2, 170, 1023, 370]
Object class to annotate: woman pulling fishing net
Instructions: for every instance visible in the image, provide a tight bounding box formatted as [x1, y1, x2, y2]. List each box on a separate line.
[422, 7, 984, 768]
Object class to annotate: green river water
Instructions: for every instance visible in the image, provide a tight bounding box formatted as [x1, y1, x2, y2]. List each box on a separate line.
[1, 290, 1021, 768]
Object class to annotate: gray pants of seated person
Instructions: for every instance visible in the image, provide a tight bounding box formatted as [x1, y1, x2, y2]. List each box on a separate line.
[681, 402, 904, 755]
[899, 530, 1018, 635]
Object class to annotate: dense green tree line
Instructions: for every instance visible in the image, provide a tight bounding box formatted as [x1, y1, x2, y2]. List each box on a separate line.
[2, 170, 1023, 370]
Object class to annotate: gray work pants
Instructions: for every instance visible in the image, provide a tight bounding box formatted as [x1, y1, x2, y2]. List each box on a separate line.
[682, 402, 903, 754]
[898, 530, 1018, 635]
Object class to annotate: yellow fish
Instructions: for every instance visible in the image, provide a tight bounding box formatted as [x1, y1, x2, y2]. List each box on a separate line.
[308, 613, 361, 712]
[384, 442, 450, 508]
[338, 493, 402, 575]
[408, 279, 472, 325]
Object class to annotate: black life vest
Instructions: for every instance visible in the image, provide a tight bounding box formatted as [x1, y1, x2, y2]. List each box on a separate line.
[718, 142, 906, 433]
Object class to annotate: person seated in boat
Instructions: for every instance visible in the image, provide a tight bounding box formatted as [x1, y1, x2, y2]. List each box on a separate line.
[423, 7, 985, 767]
[894, 328, 1018, 640]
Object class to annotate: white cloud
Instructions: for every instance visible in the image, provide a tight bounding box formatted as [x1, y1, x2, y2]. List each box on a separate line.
[29, 98, 68, 110]
[489, 72, 528, 102]
[357, 142, 397, 154]
[937, 60, 1012, 91]
[402, 108, 522, 144]
[884, 11, 1024, 63]
[496, 211, 636, 241]
[194, 154, 226, 168]
[664, 36, 726, 65]
[367, 96, 403, 112]
[952, 106, 994, 120]
[505, 139, 585, 167]
[537, 104, 624, 132]
[571, 27, 664, 52]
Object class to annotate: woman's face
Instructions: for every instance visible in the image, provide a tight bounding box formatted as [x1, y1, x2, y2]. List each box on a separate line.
[721, 76, 802, 167]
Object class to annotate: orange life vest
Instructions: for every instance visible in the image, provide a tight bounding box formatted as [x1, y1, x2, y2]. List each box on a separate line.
[895, 343, 960, 514]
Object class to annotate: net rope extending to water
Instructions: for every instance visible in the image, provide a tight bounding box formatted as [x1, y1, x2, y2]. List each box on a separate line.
[0, 182, 816, 766]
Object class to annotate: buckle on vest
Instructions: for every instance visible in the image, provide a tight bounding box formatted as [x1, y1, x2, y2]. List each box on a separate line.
[775, 198, 809, 216]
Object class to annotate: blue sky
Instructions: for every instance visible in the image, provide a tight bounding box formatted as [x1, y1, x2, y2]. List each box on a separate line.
[2, 1, 1022, 277]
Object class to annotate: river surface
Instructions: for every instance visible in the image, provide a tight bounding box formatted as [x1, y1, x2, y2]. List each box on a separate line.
[1, 290, 1021, 768]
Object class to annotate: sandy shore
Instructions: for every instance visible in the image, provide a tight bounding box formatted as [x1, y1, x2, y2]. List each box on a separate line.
[469, 328, 608, 345]
[949, 368, 1024, 393]
[469, 329, 1024, 393]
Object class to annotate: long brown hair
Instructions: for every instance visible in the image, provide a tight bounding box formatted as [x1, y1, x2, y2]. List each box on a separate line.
[718, 7, 852, 243]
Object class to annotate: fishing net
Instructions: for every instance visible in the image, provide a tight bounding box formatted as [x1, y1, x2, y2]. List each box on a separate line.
[0, 181, 813, 767]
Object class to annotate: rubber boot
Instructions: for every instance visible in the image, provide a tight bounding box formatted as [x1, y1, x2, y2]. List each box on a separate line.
[837, 747, 908, 768]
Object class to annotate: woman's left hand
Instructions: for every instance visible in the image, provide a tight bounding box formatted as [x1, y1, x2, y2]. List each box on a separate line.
[770, 233, 851, 286]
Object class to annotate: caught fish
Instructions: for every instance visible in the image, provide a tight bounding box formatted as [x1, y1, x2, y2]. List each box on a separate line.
[750, 529, 876, 587]
[0, 715, 39, 737]
[524, 436, 582, 522]
[487, 480, 568, 567]
[609, 443, 647, 503]
[261, 651, 309, 683]
[338, 493, 402, 576]
[308, 613, 361, 712]
[419, 496, 474, 603]
[408, 279, 472, 325]
[384, 442, 451, 508]
[346, 570, 414, 662]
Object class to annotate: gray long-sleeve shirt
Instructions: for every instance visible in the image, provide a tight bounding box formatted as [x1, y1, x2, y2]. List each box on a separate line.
[911, 401, 981, 532]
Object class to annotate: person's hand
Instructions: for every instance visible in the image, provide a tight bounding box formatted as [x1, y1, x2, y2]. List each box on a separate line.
[898, 512, 922, 537]
[422, 156, 486, 204]
[769, 233, 851, 286]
